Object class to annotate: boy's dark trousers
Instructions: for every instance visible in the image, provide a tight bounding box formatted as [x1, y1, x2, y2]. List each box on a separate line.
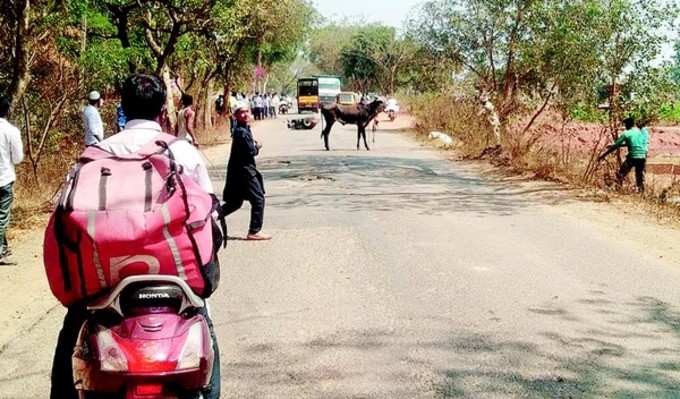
[617, 157, 646, 192]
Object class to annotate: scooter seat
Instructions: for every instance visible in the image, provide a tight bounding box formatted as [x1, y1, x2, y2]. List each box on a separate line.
[120, 284, 185, 314]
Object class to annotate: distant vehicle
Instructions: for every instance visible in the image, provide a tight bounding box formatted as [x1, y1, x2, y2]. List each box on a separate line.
[297, 76, 342, 113]
[337, 91, 361, 106]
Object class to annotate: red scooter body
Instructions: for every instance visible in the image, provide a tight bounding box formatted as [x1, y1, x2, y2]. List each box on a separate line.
[72, 276, 214, 399]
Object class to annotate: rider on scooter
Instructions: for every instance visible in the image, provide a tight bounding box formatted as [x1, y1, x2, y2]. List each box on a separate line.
[49, 74, 221, 399]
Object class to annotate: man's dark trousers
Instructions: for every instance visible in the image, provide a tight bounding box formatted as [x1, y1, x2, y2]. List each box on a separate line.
[617, 157, 646, 192]
[50, 306, 221, 399]
[0, 182, 14, 254]
[223, 174, 265, 235]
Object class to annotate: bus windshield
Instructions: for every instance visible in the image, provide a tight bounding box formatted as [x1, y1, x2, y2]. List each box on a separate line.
[298, 80, 318, 96]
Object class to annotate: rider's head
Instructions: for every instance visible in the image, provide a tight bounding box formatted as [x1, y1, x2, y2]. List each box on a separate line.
[122, 74, 166, 121]
[623, 117, 635, 130]
[181, 93, 193, 107]
[0, 95, 10, 118]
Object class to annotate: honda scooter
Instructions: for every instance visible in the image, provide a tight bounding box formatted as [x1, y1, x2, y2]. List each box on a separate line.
[72, 275, 215, 399]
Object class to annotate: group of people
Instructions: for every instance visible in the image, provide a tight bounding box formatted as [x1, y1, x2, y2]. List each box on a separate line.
[217, 92, 289, 121]
[81, 83, 269, 241]
[49, 74, 272, 398]
[84, 90, 199, 147]
[0, 72, 657, 398]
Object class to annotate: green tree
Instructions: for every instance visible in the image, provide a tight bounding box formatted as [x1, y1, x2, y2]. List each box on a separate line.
[341, 26, 395, 93]
[307, 20, 362, 76]
[410, 0, 677, 148]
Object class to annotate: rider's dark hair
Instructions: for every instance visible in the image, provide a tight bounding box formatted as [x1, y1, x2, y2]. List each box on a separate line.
[122, 74, 166, 121]
[623, 117, 635, 130]
[0, 96, 10, 118]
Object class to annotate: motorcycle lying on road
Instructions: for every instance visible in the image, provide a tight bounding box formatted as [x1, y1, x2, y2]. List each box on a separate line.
[72, 275, 215, 399]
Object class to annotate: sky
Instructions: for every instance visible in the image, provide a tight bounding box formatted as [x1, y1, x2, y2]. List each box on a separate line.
[313, 0, 676, 61]
[312, 0, 424, 29]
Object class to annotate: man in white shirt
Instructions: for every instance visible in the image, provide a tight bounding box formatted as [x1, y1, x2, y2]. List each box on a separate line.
[0, 96, 24, 260]
[82, 90, 104, 146]
[50, 75, 219, 399]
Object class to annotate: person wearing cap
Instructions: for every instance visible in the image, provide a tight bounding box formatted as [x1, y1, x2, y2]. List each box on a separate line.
[222, 105, 271, 240]
[82, 90, 104, 146]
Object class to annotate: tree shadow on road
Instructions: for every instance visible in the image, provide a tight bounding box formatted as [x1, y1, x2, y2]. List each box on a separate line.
[220, 294, 680, 398]
[208, 155, 575, 217]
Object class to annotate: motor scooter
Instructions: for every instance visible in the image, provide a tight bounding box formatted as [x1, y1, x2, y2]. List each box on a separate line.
[72, 275, 215, 399]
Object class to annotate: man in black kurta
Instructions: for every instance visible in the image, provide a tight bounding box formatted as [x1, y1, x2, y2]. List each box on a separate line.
[223, 106, 271, 240]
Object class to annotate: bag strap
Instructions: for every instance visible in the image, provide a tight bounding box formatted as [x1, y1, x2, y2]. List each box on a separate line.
[211, 194, 227, 249]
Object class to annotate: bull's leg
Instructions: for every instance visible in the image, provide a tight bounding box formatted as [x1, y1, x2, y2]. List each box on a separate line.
[362, 125, 370, 151]
[357, 126, 361, 150]
[322, 119, 334, 151]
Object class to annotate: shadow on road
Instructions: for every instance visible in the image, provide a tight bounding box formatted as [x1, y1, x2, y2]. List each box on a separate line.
[221, 295, 680, 398]
[210, 155, 575, 217]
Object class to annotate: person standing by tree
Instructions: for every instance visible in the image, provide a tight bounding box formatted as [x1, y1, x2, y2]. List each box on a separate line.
[82, 91, 104, 146]
[0, 96, 24, 261]
[223, 105, 271, 241]
[254, 92, 264, 120]
[272, 93, 280, 118]
[598, 117, 648, 192]
[177, 94, 198, 146]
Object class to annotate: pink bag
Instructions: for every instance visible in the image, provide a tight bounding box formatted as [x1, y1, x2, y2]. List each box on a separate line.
[44, 134, 221, 306]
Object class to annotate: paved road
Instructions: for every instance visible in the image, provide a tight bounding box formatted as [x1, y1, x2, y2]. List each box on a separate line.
[1, 118, 680, 398]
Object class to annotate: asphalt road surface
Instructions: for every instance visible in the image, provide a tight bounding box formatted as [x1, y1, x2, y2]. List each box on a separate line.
[1, 117, 680, 398]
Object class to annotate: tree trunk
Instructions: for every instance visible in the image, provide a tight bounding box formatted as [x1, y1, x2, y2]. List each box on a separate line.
[203, 78, 214, 130]
[161, 65, 177, 131]
[9, 0, 31, 110]
[481, 96, 502, 147]
[110, 5, 135, 73]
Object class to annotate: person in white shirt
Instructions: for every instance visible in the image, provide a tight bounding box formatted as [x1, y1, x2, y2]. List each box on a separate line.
[82, 91, 104, 146]
[50, 74, 220, 399]
[0, 95, 24, 260]
[272, 93, 280, 118]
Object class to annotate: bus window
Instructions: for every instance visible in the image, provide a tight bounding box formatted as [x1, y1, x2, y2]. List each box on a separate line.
[297, 80, 318, 96]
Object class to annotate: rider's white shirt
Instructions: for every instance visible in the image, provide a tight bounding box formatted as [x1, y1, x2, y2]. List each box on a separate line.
[96, 119, 213, 193]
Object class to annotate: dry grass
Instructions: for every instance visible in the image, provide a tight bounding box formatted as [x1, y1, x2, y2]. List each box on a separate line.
[196, 118, 231, 147]
[407, 93, 680, 219]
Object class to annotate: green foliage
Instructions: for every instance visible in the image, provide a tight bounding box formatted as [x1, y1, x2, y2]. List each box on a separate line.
[570, 104, 608, 123]
[659, 102, 680, 123]
[410, 0, 679, 129]
[341, 26, 395, 92]
[308, 20, 362, 76]
[672, 42, 680, 87]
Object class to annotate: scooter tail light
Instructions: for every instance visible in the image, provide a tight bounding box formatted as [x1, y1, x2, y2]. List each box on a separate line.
[135, 383, 164, 396]
[96, 329, 129, 372]
[176, 323, 204, 370]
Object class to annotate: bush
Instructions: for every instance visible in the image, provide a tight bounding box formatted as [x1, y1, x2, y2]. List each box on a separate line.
[407, 93, 492, 154]
[659, 102, 680, 124]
